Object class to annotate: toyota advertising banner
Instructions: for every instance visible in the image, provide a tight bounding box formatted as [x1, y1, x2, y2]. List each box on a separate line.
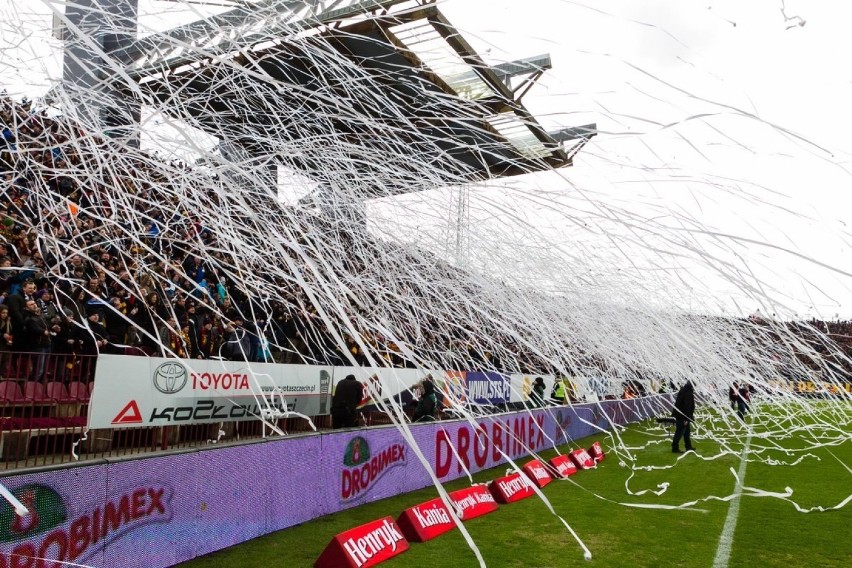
[89, 357, 454, 429]
[1, 397, 666, 567]
[89, 355, 335, 429]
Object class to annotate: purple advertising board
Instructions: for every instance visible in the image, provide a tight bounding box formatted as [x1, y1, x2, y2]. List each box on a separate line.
[465, 371, 511, 405]
[0, 396, 667, 567]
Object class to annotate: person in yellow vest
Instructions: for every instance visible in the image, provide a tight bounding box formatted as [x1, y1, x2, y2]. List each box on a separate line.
[551, 378, 566, 404]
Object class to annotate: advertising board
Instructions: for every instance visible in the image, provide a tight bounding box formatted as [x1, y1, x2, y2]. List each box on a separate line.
[4, 394, 666, 567]
[90, 356, 337, 428]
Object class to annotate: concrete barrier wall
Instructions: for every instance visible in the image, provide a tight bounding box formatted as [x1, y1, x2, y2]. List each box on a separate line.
[0, 396, 669, 567]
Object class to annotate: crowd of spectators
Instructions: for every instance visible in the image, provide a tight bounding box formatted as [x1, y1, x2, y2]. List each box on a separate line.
[3, 92, 852, 389]
[0, 93, 534, 380]
[1, 94, 308, 376]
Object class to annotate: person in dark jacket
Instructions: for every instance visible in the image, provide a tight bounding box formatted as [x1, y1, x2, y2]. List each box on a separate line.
[672, 380, 695, 453]
[736, 383, 751, 421]
[412, 379, 438, 422]
[6, 279, 36, 334]
[331, 374, 362, 429]
[220, 315, 251, 361]
[530, 377, 546, 408]
[21, 299, 51, 381]
[728, 382, 738, 410]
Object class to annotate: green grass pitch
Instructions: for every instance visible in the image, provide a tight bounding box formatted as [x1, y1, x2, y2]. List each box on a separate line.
[179, 403, 851, 567]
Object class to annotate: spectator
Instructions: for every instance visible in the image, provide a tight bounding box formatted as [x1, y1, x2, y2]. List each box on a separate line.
[35, 288, 59, 320]
[220, 315, 250, 361]
[530, 376, 546, 407]
[331, 374, 362, 429]
[80, 312, 108, 355]
[20, 299, 51, 381]
[198, 317, 222, 359]
[158, 316, 186, 358]
[412, 379, 438, 422]
[5, 278, 35, 334]
[0, 305, 13, 376]
[52, 310, 82, 359]
[183, 314, 202, 359]
[103, 296, 129, 350]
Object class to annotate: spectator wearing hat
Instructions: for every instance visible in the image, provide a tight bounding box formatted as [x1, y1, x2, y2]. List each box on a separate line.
[34, 288, 59, 320]
[181, 314, 202, 359]
[197, 316, 222, 359]
[80, 312, 109, 356]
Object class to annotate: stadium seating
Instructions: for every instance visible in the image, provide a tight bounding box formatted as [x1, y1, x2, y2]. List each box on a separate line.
[0, 381, 24, 404]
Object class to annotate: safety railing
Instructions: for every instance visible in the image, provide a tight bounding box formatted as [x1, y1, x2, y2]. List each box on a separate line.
[0, 351, 376, 471]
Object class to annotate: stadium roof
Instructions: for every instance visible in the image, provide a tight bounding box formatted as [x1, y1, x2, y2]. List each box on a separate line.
[120, 0, 596, 194]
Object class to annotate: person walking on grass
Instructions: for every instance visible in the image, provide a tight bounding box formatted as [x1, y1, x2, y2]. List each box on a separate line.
[672, 380, 695, 453]
[736, 383, 751, 421]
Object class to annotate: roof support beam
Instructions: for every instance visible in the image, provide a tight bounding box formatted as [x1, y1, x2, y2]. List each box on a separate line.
[492, 54, 552, 83]
[117, 0, 419, 73]
[549, 123, 598, 142]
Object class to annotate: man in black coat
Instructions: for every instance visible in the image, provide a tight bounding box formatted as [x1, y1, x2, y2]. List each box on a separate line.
[672, 380, 695, 453]
[6, 279, 36, 334]
[20, 299, 51, 381]
[331, 374, 362, 429]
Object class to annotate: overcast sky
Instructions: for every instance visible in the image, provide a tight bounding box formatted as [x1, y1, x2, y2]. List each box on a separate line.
[1, 0, 851, 318]
[436, 0, 852, 319]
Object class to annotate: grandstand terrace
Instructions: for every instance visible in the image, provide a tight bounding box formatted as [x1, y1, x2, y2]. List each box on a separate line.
[0, 94, 850, 470]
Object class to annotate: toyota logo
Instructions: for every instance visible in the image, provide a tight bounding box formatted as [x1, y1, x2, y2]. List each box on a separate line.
[153, 362, 188, 394]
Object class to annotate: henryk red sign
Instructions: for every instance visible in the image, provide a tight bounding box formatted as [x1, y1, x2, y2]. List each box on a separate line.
[522, 459, 553, 488]
[396, 498, 456, 543]
[448, 485, 499, 521]
[569, 448, 596, 469]
[315, 517, 408, 568]
[588, 441, 606, 462]
[548, 454, 578, 478]
[488, 472, 535, 504]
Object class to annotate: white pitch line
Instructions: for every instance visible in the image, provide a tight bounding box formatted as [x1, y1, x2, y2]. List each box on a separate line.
[712, 433, 752, 568]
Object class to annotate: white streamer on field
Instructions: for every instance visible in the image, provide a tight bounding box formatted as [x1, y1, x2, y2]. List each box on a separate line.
[1, 0, 851, 565]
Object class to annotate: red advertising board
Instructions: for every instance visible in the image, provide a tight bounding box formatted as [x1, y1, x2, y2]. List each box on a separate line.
[488, 472, 535, 504]
[396, 497, 457, 543]
[588, 441, 606, 462]
[548, 454, 578, 478]
[448, 485, 499, 521]
[522, 459, 553, 488]
[569, 448, 596, 469]
[315, 516, 409, 568]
